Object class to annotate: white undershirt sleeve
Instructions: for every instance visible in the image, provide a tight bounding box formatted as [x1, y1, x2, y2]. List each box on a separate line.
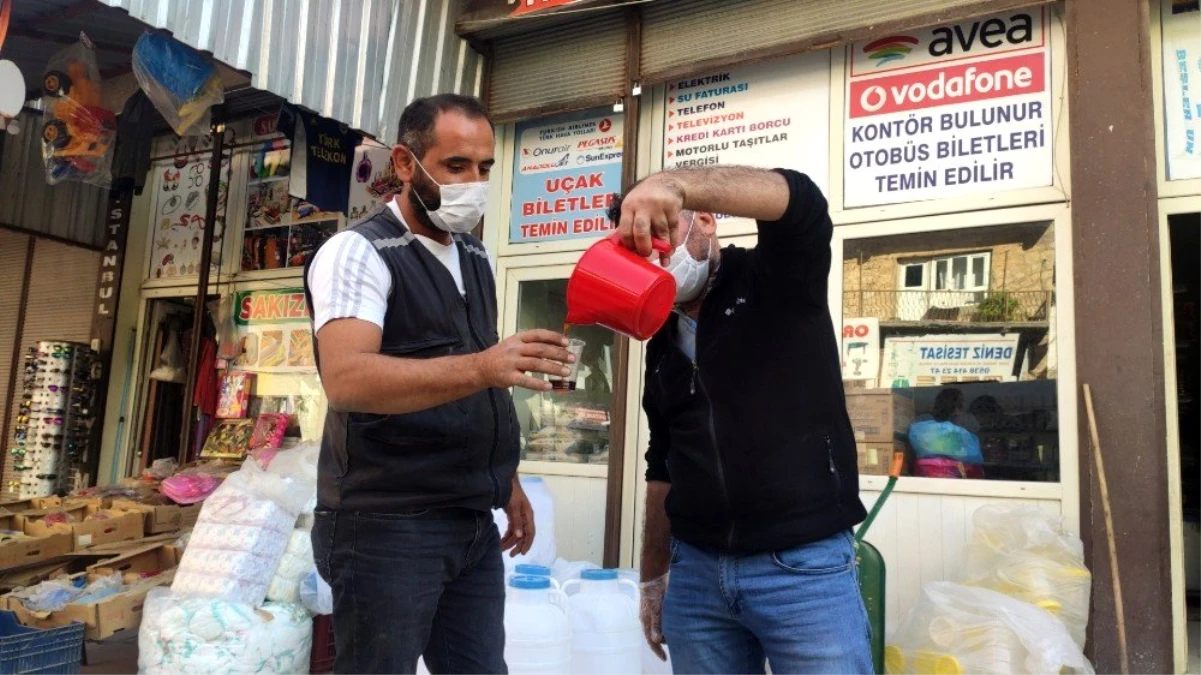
[306, 230, 393, 333]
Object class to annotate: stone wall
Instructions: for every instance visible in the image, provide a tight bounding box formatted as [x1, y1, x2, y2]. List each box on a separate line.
[842, 223, 1055, 320]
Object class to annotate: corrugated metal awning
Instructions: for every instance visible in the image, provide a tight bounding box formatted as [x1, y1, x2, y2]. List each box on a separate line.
[99, 0, 485, 142]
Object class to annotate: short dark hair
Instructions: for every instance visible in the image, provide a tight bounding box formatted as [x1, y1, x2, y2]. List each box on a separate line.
[396, 94, 493, 157]
[933, 388, 964, 422]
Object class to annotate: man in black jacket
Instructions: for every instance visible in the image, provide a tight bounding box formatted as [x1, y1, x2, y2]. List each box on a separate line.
[613, 166, 872, 674]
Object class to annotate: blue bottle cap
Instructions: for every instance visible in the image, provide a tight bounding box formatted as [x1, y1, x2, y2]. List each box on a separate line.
[509, 575, 552, 590]
[514, 564, 552, 577]
[581, 568, 618, 581]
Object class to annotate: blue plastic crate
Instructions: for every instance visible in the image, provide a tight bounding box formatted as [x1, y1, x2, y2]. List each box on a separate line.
[0, 611, 84, 675]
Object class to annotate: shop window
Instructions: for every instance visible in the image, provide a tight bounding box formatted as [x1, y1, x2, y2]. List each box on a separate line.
[842, 222, 1058, 483]
[510, 279, 616, 465]
[241, 140, 341, 272]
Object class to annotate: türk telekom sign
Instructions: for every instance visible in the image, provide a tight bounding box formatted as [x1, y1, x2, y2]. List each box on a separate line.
[844, 7, 1053, 207]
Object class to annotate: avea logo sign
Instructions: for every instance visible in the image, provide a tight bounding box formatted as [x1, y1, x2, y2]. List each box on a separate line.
[859, 12, 1039, 72]
[927, 13, 1035, 57]
[863, 36, 918, 68]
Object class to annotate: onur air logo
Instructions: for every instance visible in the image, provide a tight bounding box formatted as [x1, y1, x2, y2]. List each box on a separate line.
[863, 35, 919, 68]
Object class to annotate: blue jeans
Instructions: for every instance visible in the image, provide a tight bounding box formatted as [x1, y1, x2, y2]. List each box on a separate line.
[661, 530, 872, 675]
[312, 508, 507, 674]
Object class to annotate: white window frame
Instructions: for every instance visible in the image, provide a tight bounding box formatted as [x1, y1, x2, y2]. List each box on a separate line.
[829, 203, 1078, 529]
[1152, 1, 1198, 664]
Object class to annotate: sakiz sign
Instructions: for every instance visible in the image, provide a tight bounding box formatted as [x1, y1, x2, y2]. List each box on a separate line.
[845, 8, 1053, 207]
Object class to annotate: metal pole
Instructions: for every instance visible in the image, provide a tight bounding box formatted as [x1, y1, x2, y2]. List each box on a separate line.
[178, 118, 226, 463]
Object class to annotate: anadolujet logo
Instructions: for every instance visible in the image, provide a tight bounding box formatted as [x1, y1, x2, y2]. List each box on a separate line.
[850, 53, 1045, 118]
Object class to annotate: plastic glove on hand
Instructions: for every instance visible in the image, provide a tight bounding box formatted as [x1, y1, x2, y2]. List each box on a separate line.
[640, 575, 669, 661]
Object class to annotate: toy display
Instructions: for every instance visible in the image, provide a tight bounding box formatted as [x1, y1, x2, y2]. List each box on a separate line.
[199, 419, 255, 460]
[216, 371, 254, 419]
[40, 38, 115, 186]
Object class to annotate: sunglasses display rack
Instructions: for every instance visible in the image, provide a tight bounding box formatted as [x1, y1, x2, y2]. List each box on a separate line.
[8, 341, 98, 499]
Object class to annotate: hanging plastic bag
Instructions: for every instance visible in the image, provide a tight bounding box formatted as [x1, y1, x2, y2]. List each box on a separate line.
[40, 36, 116, 186]
[132, 31, 224, 136]
[908, 419, 984, 464]
[213, 295, 241, 362]
[149, 322, 186, 383]
[885, 582, 1093, 675]
[962, 505, 1091, 649]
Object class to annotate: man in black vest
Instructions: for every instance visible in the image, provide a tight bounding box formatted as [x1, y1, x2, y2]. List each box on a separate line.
[304, 94, 574, 674]
[614, 167, 873, 674]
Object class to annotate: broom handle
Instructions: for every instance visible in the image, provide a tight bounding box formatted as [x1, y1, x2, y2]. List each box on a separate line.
[1083, 384, 1129, 675]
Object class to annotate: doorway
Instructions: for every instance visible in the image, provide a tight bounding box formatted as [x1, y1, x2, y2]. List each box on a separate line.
[130, 298, 197, 475]
[1169, 212, 1200, 673]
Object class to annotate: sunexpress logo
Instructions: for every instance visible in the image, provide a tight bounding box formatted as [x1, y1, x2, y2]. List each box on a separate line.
[863, 35, 919, 68]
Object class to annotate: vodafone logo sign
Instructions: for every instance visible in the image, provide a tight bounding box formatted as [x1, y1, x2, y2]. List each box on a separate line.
[850, 53, 1044, 118]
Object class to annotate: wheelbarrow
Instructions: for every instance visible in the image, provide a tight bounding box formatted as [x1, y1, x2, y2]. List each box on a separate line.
[855, 449, 904, 675]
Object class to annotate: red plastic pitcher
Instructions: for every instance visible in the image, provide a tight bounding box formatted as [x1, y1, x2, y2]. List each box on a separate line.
[566, 233, 676, 341]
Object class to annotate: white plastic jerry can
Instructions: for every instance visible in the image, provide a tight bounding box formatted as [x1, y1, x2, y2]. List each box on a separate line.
[562, 569, 642, 675]
[504, 575, 572, 675]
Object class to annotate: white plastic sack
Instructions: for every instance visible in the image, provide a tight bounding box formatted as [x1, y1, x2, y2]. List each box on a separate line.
[267, 530, 316, 604]
[173, 461, 306, 606]
[264, 443, 319, 516]
[299, 570, 332, 616]
[886, 582, 1093, 675]
[139, 588, 312, 674]
[962, 505, 1091, 648]
[149, 324, 185, 383]
[493, 476, 556, 572]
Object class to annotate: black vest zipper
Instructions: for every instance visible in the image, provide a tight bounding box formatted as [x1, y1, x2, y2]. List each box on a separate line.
[463, 296, 501, 508]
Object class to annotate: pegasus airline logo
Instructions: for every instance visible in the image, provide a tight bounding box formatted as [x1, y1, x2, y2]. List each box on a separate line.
[863, 35, 919, 67]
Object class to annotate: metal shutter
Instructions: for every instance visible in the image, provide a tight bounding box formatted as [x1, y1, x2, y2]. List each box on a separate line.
[3, 240, 100, 497]
[488, 13, 628, 121]
[0, 231, 31, 463]
[640, 0, 1051, 83]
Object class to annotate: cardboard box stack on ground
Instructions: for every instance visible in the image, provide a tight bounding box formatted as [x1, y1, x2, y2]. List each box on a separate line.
[22, 510, 144, 551]
[2, 543, 180, 640]
[111, 498, 202, 535]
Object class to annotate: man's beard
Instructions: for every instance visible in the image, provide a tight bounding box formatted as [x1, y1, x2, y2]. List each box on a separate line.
[406, 170, 442, 232]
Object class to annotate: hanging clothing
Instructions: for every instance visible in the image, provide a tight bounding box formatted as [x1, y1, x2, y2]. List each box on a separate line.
[279, 104, 363, 214]
[192, 337, 219, 416]
[112, 91, 158, 195]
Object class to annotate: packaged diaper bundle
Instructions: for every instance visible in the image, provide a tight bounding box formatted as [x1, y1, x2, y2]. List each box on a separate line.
[266, 529, 315, 604]
[139, 588, 312, 674]
[172, 459, 309, 606]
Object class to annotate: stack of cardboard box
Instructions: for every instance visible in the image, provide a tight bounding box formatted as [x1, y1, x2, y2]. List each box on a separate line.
[0, 492, 200, 640]
[845, 388, 916, 475]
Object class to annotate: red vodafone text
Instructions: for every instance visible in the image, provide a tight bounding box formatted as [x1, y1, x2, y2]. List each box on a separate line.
[850, 52, 1045, 118]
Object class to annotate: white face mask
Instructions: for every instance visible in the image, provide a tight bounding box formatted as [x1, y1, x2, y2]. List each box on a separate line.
[410, 152, 488, 234]
[666, 214, 713, 304]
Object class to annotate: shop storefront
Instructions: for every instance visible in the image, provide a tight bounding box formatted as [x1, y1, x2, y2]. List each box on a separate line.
[1152, 0, 1201, 669]
[95, 0, 486, 484]
[461, 0, 1188, 671]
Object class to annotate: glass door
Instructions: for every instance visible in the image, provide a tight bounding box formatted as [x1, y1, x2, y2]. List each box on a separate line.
[498, 257, 633, 567]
